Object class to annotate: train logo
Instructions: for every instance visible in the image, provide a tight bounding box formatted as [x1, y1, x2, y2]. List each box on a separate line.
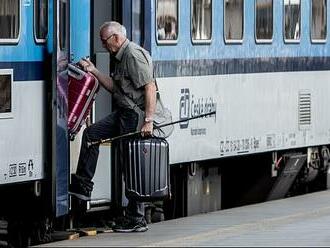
[179, 88, 217, 130]
[179, 88, 190, 129]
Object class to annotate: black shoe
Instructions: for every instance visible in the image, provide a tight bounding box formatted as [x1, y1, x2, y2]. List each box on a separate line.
[113, 217, 148, 233]
[69, 190, 91, 201]
[69, 174, 93, 201]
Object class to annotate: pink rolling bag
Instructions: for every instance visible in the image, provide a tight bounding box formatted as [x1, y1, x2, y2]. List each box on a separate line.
[68, 64, 99, 140]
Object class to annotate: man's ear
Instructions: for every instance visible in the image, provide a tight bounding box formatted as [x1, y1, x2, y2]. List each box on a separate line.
[114, 34, 120, 42]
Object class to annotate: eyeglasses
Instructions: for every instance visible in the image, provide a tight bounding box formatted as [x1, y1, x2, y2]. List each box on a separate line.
[101, 33, 115, 44]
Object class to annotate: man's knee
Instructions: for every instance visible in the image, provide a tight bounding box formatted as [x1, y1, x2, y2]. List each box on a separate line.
[82, 126, 93, 141]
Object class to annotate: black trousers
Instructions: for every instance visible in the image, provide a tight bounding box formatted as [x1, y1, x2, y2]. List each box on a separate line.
[75, 109, 145, 220]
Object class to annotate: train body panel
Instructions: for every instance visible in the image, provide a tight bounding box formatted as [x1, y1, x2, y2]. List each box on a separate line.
[147, 0, 330, 164]
[158, 70, 330, 163]
[0, 0, 48, 185]
[0, 78, 45, 184]
[1, 1, 330, 244]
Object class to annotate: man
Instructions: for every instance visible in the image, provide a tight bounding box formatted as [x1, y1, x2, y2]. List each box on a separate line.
[69, 21, 156, 232]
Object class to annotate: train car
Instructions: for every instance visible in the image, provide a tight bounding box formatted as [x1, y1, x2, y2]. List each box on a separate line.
[1, 0, 330, 246]
[0, 0, 72, 246]
[146, 0, 330, 214]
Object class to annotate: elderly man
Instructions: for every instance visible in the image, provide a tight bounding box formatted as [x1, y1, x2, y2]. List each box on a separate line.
[69, 21, 156, 232]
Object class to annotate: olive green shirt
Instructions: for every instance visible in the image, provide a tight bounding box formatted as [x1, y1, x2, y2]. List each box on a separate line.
[112, 39, 154, 110]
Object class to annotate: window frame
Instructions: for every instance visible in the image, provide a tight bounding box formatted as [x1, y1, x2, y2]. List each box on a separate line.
[310, 0, 327, 43]
[283, 0, 301, 44]
[34, 0, 48, 43]
[191, 0, 212, 45]
[0, 69, 14, 119]
[223, 0, 244, 44]
[255, 0, 274, 44]
[155, 0, 179, 45]
[0, 0, 21, 44]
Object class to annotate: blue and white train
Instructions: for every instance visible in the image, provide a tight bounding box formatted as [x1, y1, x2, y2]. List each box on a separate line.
[0, 0, 330, 245]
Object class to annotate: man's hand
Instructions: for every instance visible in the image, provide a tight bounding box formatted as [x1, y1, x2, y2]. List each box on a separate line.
[78, 58, 97, 74]
[141, 121, 153, 137]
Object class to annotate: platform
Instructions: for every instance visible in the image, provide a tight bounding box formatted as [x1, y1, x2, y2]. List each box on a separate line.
[37, 190, 330, 247]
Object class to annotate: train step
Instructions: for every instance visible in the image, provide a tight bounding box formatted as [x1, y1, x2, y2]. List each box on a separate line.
[267, 154, 307, 201]
[66, 227, 98, 236]
[51, 231, 80, 242]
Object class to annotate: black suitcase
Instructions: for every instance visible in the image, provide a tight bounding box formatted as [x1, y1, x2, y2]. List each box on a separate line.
[123, 137, 170, 201]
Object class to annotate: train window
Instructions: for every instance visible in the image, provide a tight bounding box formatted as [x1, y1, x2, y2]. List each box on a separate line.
[59, 0, 67, 50]
[255, 0, 273, 43]
[191, 0, 212, 44]
[224, 0, 244, 43]
[132, 0, 144, 46]
[0, 73, 12, 116]
[284, 0, 301, 43]
[0, 0, 20, 43]
[34, 0, 48, 43]
[311, 0, 327, 42]
[156, 0, 179, 44]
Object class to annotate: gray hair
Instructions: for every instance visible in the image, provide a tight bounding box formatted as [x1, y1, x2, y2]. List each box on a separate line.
[100, 21, 126, 37]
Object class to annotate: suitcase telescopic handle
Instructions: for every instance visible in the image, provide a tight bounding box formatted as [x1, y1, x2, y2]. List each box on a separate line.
[87, 111, 216, 148]
[68, 64, 86, 80]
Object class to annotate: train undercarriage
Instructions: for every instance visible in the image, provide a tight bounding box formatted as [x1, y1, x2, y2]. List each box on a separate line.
[1, 145, 329, 247]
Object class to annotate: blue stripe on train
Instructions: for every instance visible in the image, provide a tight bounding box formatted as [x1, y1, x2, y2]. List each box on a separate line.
[2, 56, 330, 81]
[0, 62, 47, 81]
[154, 56, 330, 77]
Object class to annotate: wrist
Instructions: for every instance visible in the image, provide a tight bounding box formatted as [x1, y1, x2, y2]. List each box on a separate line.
[144, 117, 153, 123]
[90, 67, 98, 75]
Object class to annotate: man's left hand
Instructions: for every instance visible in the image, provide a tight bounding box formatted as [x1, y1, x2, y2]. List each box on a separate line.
[141, 122, 153, 137]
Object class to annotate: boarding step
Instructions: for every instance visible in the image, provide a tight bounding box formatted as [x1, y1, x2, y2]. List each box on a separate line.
[267, 154, 307, 201]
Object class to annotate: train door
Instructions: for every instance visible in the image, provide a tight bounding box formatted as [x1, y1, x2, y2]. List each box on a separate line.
[51, 0, 70, 217]
[110, 0, 150, 212]
[68, 0, 90, 197]
[67, 0, 121, 212]
[87, 0, 115, 209]
[122, 0, 149, 49]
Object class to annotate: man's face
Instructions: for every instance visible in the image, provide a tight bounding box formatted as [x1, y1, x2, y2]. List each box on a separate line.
[100, 30, 118, 54]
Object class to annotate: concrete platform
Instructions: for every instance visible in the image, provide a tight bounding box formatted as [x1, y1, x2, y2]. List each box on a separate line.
[37, 190, 330, 247]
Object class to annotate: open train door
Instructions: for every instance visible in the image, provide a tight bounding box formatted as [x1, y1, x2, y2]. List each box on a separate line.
[87, 0, 127, 212]
[51, 0, 70, 217]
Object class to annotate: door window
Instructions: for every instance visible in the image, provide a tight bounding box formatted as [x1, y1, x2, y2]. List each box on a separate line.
[34, 0, 48, 42]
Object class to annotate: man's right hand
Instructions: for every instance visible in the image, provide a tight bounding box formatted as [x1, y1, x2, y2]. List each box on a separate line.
[78, 58, 97, 74]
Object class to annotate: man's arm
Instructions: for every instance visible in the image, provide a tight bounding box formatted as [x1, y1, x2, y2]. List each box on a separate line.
[79, 58, 114, 92]
[90, 68, 114, 92]
[141, 81, 157, 136]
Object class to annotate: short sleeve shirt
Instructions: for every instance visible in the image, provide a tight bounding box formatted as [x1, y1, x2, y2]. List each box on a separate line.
[112, 39, 154, 110]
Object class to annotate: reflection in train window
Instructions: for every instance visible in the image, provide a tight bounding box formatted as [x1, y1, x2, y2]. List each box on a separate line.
[0, 0, 20, 41]
[284, 0, 301, 42]
[59, 0, 67, 50]
[311, 0, 327, 42]
[34, 0, 48, 42]
[255, 0, 273, 42]
[0, 75, 11, 114]
[191, 0, 212, 43]
[132, 0, 144, 46]
[224, 0, 244, 43]
[156, 0, 178, 43]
